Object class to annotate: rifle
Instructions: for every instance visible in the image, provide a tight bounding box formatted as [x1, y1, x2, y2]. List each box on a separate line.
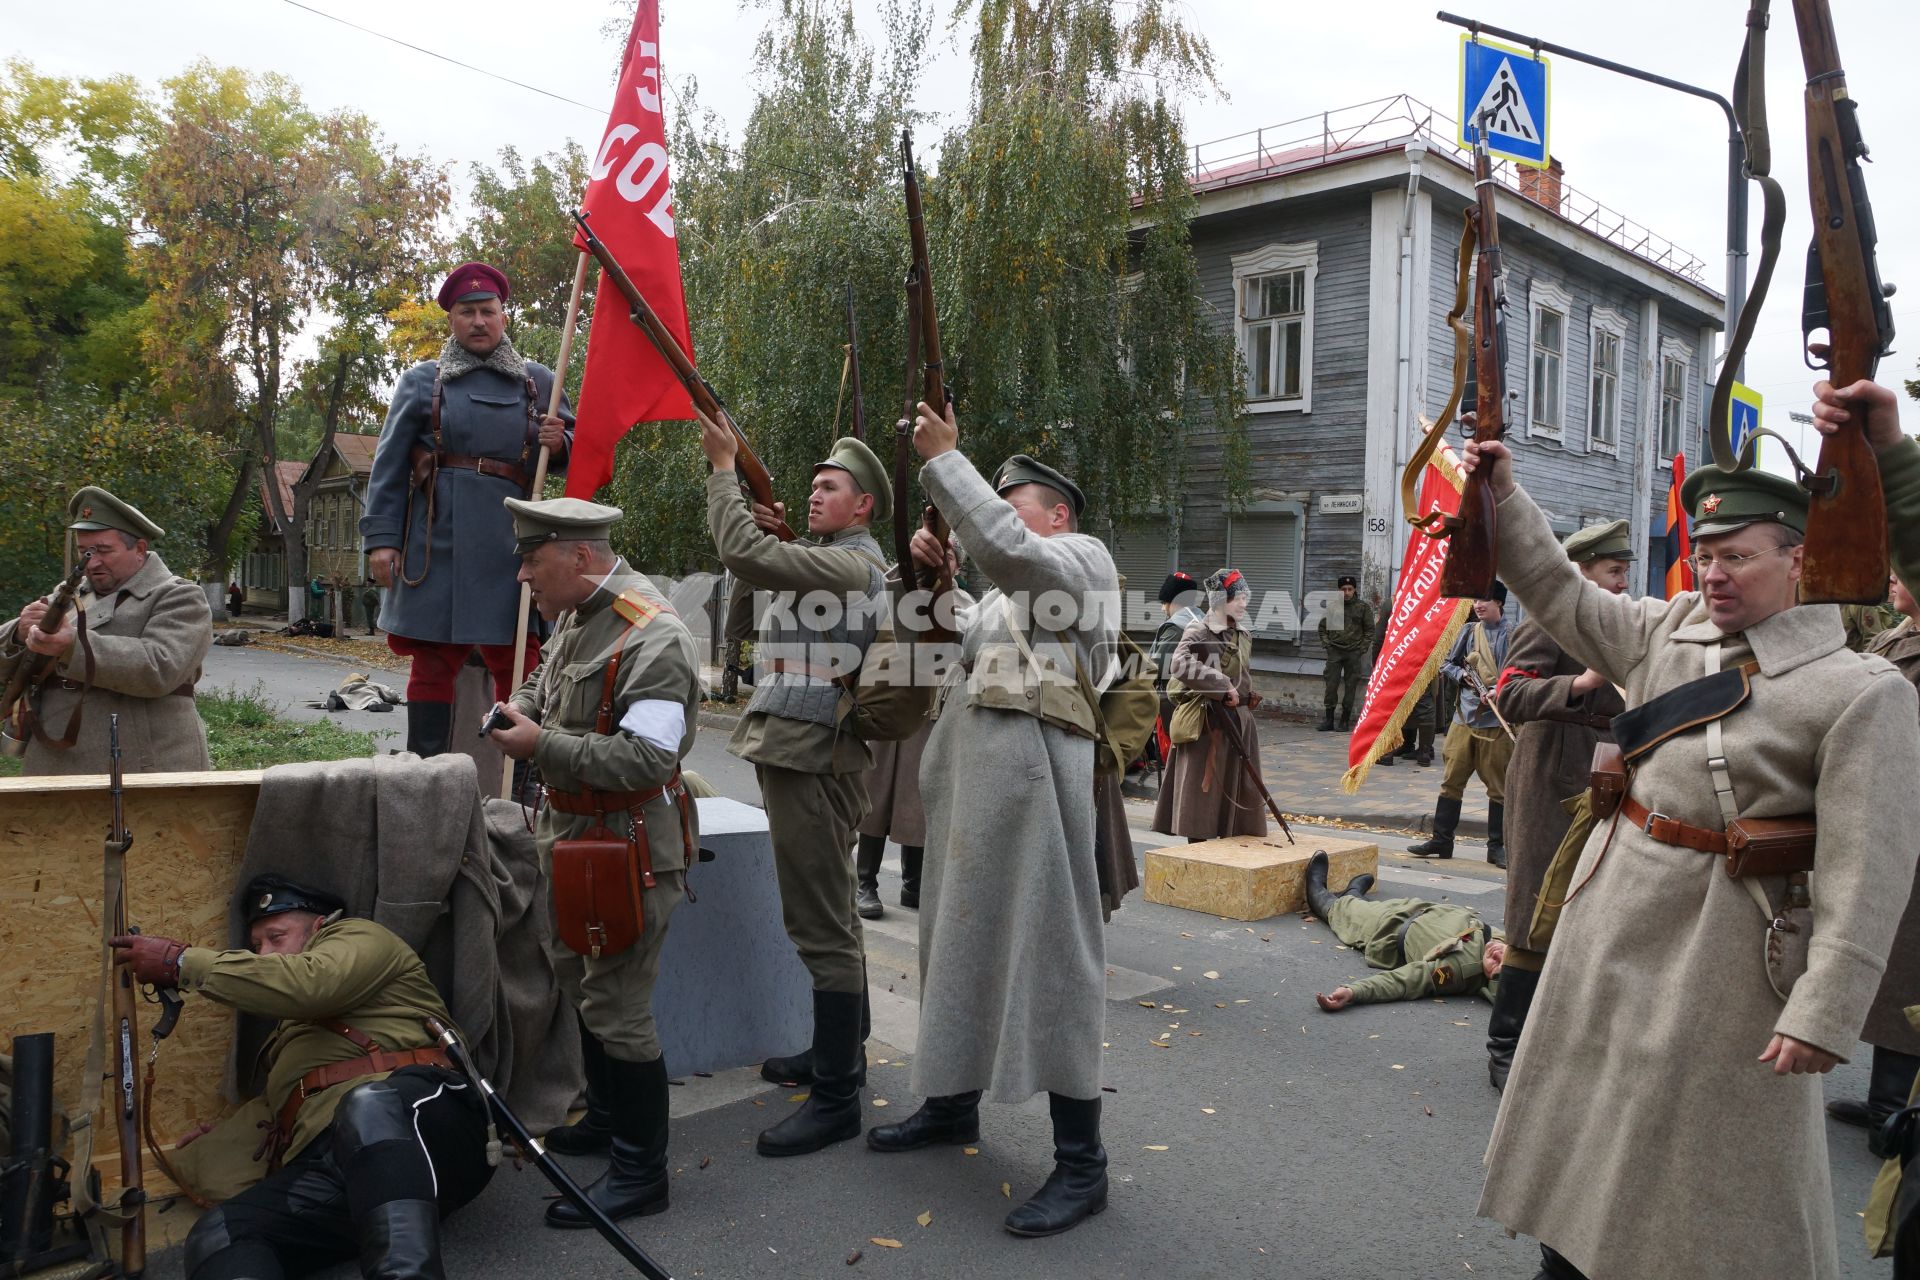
[1205, 701, 1294, 844]
[842, 283, 866, 442]
[1791, 0, 1895, 603]
[1, 556, 89, 756]
[1459, 669, 1517, 743]
[899, 128, 957, 606]
[106, 714, 147, 1277]
[1439, 120, 1508, 600]
[571, 210, 795, 542]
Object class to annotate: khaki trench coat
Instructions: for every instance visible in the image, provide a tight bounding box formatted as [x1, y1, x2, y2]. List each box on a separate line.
[0, 551, 211, 775]
[858, 719, 930, 846]
[1477, 485, 1920, 1280]
[1152, 616, 1266, 839]
[1861, 619, 1920, 1055]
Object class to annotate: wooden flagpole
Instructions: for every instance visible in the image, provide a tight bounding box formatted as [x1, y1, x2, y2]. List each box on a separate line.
[501, 249, 590, 799]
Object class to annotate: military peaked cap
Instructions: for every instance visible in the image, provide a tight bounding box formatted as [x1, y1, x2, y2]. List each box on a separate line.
[67, 486, 163, 540]
[436, 261, 510, 311]
[244, 874, 346, 924]
[504, 496, 624, 555]
[1563, 519, 1635, 563]
[1681, 464, 1809, 539]
[993, 454, 1085, 519]
[813, 437, 892, 522]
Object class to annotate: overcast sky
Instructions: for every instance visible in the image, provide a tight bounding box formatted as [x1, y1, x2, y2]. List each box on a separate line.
[15, 0, 1920, 465]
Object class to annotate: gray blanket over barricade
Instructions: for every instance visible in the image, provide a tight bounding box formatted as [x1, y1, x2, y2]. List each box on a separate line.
[223, 753, 579, 1130]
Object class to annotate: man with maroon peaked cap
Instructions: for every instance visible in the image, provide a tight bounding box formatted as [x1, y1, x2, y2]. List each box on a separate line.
[360, 262, 574, 758]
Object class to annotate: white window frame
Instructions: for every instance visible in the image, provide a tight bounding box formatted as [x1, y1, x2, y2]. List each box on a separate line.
[1657, 336, 1691, 469]
[1232, 242, 1318, 415]
[1526, 279, 1572, 441]
[1587, 305, 1628, 456]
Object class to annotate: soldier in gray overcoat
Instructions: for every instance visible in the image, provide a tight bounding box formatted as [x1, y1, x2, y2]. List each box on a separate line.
[2, 486, 211, 774]
[1465, 438, 1920, 1280]
[865, 401, 1120, 1241]
[359, 262, 572, 758]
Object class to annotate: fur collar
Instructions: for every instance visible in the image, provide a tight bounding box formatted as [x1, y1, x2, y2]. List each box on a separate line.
[438, 336, 527, 382]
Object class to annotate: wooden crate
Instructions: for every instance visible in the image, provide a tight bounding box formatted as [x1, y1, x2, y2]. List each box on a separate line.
[1143, 835, 1377, 921]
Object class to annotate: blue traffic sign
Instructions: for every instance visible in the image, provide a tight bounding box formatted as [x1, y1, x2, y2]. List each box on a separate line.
[1458, 35, 1551, 168]
[1729, 381, 1762, 461]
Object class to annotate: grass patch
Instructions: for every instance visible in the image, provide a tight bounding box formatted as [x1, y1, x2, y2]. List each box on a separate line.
[0, 684, 384, 777]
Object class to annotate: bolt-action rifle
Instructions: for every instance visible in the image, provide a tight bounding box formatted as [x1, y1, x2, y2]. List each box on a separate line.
[1, 556, 90, 756]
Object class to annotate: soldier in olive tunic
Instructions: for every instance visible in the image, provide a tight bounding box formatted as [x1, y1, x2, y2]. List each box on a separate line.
[700, 416, 891, 1158]
[111, 876, 490, 1280]
[360, 262, 573, 758]
[1, 486, 211, 774]
[485, 497, 702, 1226]
[1302, 853, 1506, 1010]
[1317, 574, 1374, 731]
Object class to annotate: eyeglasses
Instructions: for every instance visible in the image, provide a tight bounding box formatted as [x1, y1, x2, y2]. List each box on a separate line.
[1687, 545, 1794, 576]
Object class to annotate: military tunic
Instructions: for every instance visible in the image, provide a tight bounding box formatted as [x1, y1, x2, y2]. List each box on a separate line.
[509, 561, 701, 1062]
[1323, 897, 1500, 1004]
[706, 471, 884, 994]
[0, 551, 211, 775]
[1319, 595, 1374, 720]
[1437, 618, 1512, 803]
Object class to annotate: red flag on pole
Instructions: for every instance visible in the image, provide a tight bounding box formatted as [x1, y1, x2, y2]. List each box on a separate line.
[1663, 452, 1693, 598]
[565, 0, 696, 499]
[1342, 448, 1475, 791]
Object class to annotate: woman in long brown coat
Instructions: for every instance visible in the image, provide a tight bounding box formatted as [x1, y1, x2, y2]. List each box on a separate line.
[1833, 570, 1920, 1151]
[1152, 568, 1266, 840]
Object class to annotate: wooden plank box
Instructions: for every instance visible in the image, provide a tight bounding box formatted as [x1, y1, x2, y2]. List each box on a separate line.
[1143, 835, 1378, 921]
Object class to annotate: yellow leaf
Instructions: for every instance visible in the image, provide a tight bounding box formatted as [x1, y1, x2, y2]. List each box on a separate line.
[789, 1093, 810, 1102]
[916, 1210, 932, 1228]
[1001, 1182, 1011, 1198]
[1137, 1000, 1156, 1008]
[870, 1237, 902, 1249]
[1201, 1107, 1216, 1115]
[1143, 1144, 1169, 1151]
[1215, 1002, 1227, 1008]
[1391, 1064, 1406, 1071]
[873, 1098, 889, 1107]
[1203, 970, 1220, 979]
[963, 1147, 979, 1156]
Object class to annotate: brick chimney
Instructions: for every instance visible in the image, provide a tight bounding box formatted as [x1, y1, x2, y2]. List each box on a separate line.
[1518, 157, 1565, 214]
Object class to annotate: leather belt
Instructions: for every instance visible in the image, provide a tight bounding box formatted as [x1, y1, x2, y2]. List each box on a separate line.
[56, 678, 194, 697]
[267, 1044, 451, 1168]
[1620, 795, 1727, 855]
[767, 658, 857, 690]
[434, 451, 531, 490]
[1544, 711, 1613, 730]
[544, 768, 685, 817]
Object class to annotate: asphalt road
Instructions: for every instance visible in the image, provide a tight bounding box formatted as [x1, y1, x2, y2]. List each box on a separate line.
[165, 642, 1895, 1280]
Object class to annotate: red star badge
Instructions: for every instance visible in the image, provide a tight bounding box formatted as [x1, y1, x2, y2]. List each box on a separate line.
[1701, 493, 1722, 515]
[80, 507, 93, 518]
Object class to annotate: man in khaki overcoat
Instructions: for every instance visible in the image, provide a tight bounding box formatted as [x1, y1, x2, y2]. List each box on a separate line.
[1463, 435, 1920, 1280]
[1, 486, 211, 774]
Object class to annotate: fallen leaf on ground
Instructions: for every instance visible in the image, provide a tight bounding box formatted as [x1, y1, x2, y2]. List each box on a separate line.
[1180, 932, 1194, 938]
[1150, 1039, 1170, 1049]
[1189, 1031, 1203, 1037]
[963, 1147, 979, 1156]
[1424, 1106, 1433, 1117]
[1203, 970, 1220, 980]
[699, 1156, 712, 1169]
[1002, 1183, 1011, 1198]
[1201, 1107, 1216, 1115]
[872, 1098, 889, 1107]
[789, 1093, 810, 1102]
[1137, 1000, 1157, 1008]
[1172, 966, 1183, 971]
[846, 1249, 862, 1265]
[1215, 1002, 1227, 1008]
[916, 1211, 932, 1228]
[1143, 1144, 1169, 1151]
[1391, 1064, 1406, 1071]
[870, 1238, 902, 1249]
[1235, 999, 1251, 1004]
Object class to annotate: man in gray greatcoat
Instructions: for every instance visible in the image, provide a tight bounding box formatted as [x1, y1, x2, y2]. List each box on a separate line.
[359, 262, 572, 758]
[865, 399, 1120, 1240]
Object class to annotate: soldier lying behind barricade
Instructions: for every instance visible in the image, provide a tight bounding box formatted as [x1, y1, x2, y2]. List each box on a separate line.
[109, 875, 491, 1280]
[1302, 851, 1505, 1010]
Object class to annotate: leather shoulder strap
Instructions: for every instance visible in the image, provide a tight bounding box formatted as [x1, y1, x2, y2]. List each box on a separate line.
[430, 373, 443, 452]
[320, 1018, 381, 1055]
[596, 623, 639, 736]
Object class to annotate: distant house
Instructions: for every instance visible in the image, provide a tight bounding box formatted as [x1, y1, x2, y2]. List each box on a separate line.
[1107, 95, 1723, 709]
[302, 433, 379, 628]
[238, 461, 304, 614]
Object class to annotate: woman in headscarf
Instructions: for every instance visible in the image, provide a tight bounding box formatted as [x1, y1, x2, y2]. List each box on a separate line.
[1151, 568, 1267, 842]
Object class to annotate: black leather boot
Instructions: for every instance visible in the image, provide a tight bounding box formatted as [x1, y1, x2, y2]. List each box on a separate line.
[546, 1055, 671, 1227]
[1409, 795, 1461, 859]
[757, 990, 864, 1156]
[899, 845, 923, 908]
[1486, 801, 1507, 869]
[1004, 1094, 1108, 1238]
[545, 1016, 612, 1156]
[1414, 724, 1435, 766]
[1534, 1243, 1592, 1280]
[357, 1197, 445, 1280]
[1303, 851, 1340, 919]
[1486, 964, 1539, 1092]
[1377, 749, 1396, 766]
[855, 834, 885, 920]
[1343, 874, 1374, 898]
[1316, 713, 1336, 732]
[762, 992, 871, 1088]
[405, 700, 453, 758]
[1828, 1046, 1920, 1157]
[866, 1092, 982, 1152]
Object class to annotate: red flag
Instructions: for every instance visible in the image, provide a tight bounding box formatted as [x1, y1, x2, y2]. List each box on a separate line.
[1663, 452, 1693, 598]
[1343, 449, 1475, 790]
[565, 0, 696, 499]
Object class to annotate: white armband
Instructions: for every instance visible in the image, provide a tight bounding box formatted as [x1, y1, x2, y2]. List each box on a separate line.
[617, 699, 686, 751]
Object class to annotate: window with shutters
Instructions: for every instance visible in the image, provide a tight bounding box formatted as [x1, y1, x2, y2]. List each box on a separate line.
[1658, 337, 1691, 467]
[1232, 242, 1317, 414]
[1527, 280, 1572, 440]
[1107, 518, 1177, 632]
[1225, 503, 1304, 641]
[1587, 307, 1627, 454]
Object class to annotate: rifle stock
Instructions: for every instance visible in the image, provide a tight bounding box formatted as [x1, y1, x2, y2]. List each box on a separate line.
[571, 211, 795, 542]
[1793, 0, 1893, 603]
[1439, 135, 1507, 601]
[2, 559, 88, 751]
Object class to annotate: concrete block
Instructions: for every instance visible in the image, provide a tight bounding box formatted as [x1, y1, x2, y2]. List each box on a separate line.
[1143, 835, 1377, 921]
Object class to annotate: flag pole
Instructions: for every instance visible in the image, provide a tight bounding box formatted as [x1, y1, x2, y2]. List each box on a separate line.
[502, 248, 590, 799]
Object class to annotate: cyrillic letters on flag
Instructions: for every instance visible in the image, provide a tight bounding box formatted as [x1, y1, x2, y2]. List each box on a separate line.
[566, 0, 696, 499]
[1342, 449, 1475, 791]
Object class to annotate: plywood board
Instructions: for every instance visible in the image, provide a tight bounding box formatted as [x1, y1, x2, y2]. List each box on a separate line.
[1144, 835, 1377, 921]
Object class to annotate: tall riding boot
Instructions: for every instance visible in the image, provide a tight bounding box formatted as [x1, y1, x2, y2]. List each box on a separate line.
[1304, 851, 1340, 919]
[546, 1055, 671, 1226]
[761, 989, 870, 1088]
[1414, 724, 1436, 766]
[1828, 1046, 1920, 1157]
[855, 834, 885, 920]
[1486, 801, 1507, 869]
[1004, 1094, 1109, 1237]
[757, 990, 864, 1157]
[1316, 709, 1336, 732]
[1408, 795, 1461, 859]
[1486, 964, 1539, 1092]
[1534, 1244, 1593, 1280]
[405, 700, 453, 758]
[866, 1091, 982, 1151]
[545, 1015, 612, 1156]
[899, 845, 923, 908]
[356, 1198, 445, 1280]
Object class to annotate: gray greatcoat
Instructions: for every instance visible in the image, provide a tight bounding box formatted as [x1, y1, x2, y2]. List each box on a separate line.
[1477, 485, 1920, 1280]
[0, 551, 211, 775]
[1862, 619, 1920, 1055]
[1496, 618, 1623, 953]
[359, 339, 573, 646]
[912, 449, 1120, 1104]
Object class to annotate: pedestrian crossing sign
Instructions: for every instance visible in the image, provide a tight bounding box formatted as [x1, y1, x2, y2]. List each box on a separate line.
[1729, 381, 1762, 460]
[1458, 35, 1551, 169]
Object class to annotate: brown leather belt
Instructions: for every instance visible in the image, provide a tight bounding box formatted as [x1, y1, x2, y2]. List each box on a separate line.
[267, 1043, 451, 1169]
[544, 768, 686, 817]
[435, 451, 531, 490]
[56, 678, 194, 697]
[1620, 795, 1727, 855]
